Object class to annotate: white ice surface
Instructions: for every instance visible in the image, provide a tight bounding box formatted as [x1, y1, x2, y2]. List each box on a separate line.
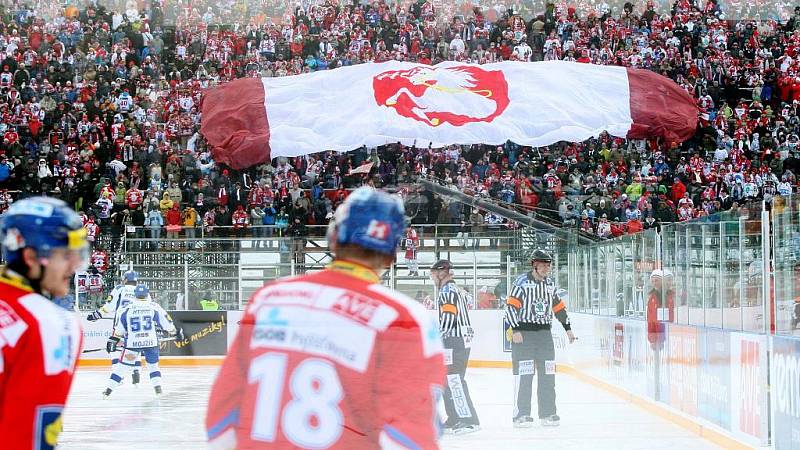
[58, 367, 720, 450]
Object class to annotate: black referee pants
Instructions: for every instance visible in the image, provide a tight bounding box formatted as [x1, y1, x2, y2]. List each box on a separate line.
[442, 336, 479, 426]
[511, 329, 556, 420]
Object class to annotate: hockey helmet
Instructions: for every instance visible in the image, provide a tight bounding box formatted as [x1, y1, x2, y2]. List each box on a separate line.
[0, 197, 88, 265]
[134, 284, 149, 299]
[530, 249, 553, 263]
[123, 270, 139, 283]
[329, 187, 406, 255]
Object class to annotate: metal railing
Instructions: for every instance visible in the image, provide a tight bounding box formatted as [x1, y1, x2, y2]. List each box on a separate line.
[79, 225, 540, 312]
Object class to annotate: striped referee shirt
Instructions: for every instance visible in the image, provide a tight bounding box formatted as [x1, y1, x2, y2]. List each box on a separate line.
[504, 272, 571, 331]
[437, 280, 474, 338]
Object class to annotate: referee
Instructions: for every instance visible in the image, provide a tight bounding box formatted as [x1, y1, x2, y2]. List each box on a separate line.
[505, 250, 576, 428]
[430, 259, 480, 435]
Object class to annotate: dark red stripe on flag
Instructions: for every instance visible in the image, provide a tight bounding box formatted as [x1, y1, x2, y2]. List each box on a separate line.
[626, 68, 699, 144]
[200, 78, 270, 170]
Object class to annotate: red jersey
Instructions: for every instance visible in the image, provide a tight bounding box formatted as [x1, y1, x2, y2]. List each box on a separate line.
[90, 250, 109, 273]
[232, 210, 249, 229]
[0, 271, 82, 449]
[646, 288, 674, 348]
[88, 274, 104, 294]
[404, 229, 419, 260]
[126, 188, 143, 209]
[206, 261, 445, 450]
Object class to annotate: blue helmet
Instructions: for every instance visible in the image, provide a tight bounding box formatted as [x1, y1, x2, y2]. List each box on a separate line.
[330, 187, 406, 255]
[123, 271, 139, 283]
[134, 284, 149, 299]
[0, 197, 88, 265]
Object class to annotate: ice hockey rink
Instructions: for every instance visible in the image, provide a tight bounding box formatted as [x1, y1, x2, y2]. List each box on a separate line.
[57, 366, 721, 450]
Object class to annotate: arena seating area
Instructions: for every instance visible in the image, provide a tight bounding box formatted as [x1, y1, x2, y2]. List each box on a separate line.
[0, 0, 797, 268]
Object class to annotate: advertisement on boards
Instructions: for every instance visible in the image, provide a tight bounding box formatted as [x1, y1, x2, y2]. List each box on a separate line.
[772, 335, 800, 450]
[159, 311, 229, 356]
[80, 316, 116, 359]
[613, 323, 624, 366]
[622, 319, 647, 397]
[667, 324, 698, 416]
[730, 333, 768, 446]
[503, 317, 512, 352]
[697, 328, 731, 430]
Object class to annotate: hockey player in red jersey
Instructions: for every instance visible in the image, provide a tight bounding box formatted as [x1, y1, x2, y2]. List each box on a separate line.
[0, 197, 89, 449]
[206, 187, 446, 449]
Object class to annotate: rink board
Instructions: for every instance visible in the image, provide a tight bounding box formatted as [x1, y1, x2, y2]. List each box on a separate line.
[79, 310, 787, 448]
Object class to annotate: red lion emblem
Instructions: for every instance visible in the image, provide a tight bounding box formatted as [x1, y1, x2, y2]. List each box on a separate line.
[373, 65, 510, 127]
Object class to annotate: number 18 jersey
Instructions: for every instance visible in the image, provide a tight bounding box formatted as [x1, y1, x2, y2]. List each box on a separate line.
[206, 261, 446, 450]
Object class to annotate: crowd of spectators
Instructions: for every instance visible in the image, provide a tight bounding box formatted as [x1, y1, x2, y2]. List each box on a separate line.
[1, 0, 800, 262]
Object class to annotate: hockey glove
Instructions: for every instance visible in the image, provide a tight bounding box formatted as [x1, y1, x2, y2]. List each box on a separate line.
[87, 310, 102, 321]
[175, 327, 186, 342]
[106, 336, 121, 353]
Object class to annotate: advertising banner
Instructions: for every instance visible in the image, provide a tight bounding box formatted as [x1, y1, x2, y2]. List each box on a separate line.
[772, 335, 800, 450]
[503, 317, 512, 353]
[613, 323, 624, 366]
[159, 311, 229, 356]
[80, 315, 116, 360]
[730, 333, 768, 446]
[667, 324, 698, 416]
[697, 328, 731, 430]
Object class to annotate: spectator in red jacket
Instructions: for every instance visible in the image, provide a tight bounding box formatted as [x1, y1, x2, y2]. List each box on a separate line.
[165, 204, 183, 248]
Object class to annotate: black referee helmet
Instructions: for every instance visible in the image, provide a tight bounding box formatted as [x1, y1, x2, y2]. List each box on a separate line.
[530, 249, 553, 263]
[430, 259, 453, 271]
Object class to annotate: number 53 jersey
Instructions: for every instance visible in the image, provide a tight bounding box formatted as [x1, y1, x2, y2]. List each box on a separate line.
[206, 261, 446, 450]
[115, 301, 175, 348]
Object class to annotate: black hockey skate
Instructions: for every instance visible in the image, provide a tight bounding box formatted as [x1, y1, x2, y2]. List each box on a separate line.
[154, 386, 163, 396]
[513, 416, 534, 428]
[452, 422, 480, 435]
[102, 388, 112, 398]
[132, 370, 140, 385]
[540, 414, 560, 427]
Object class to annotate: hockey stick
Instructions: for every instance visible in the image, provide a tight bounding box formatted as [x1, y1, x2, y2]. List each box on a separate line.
[82, 336, 177, 353]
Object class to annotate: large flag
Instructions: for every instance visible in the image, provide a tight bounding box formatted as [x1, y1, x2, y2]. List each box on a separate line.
[201, 61, 698, 169]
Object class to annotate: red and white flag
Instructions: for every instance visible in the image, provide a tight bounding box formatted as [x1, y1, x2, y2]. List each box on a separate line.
[201, 61, 698, 169]
[349, 161, 374, 175]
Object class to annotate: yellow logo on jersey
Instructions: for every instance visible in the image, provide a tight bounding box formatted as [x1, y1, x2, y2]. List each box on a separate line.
[44, 414, 62, 445]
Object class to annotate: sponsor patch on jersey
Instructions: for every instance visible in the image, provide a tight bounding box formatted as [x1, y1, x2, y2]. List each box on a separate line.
[251, 306, 377, 372]
[250, 283, 319, 311]
[545, 360, 556, 375]
[255, 283, 399, 331]
[34, 405, 63, 450]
